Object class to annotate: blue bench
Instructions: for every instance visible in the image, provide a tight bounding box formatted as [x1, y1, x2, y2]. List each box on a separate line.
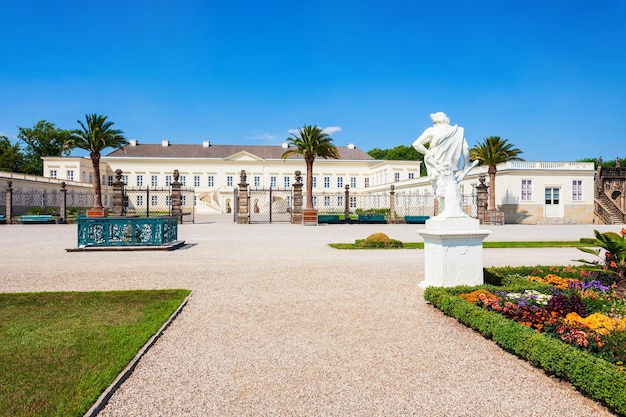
[19, 215, 54, 224]
[318, 214, 341, 224]
[357, 214, 386, 224]
[404, 215, 430, 224]
[0, 214, 5, 223]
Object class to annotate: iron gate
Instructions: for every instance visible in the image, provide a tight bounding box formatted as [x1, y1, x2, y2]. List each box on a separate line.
[248, 188, 293, 223]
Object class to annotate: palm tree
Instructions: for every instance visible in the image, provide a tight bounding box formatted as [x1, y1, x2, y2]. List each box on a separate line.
[281, 125, 340, 210]
[69, 114, 127, 210]
[470, 136, 523, 211]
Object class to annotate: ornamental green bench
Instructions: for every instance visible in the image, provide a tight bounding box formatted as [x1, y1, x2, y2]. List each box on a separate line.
[19, 215, 54, 224]
[404, 215, 430, 224]
[318, 214, 341, 224]
[357, 214, 386, 224]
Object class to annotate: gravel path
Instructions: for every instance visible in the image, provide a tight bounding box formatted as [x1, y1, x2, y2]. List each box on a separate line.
[0, 217, 619, 416]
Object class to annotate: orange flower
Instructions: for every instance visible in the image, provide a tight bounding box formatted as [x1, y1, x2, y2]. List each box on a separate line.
[611, 261, 617, 268]
[621, 228, 626, 236]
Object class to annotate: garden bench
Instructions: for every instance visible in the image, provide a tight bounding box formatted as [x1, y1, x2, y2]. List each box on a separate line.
[404, 215, 430, 224]
[0, 214, 4, 223]
[318, 214, 341, 224]
[19, 215, 54, 224]
[357, 214, 386, 224]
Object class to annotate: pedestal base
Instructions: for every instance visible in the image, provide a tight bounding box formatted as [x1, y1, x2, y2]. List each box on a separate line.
[86, 209, 109, 218]
[418, 216, 491, 288]
[303, 209, 318, 226]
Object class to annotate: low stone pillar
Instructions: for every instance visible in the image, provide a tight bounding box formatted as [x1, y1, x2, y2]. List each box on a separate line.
[292, 170, 303, 224]
[5, 181, 13, 224]
[418, 216, 491, 288]
[171, 170, 182, 224]
[237, 170, 249, 224]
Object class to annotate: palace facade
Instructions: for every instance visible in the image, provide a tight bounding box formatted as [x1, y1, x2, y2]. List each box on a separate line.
[40, 140, 598, 224]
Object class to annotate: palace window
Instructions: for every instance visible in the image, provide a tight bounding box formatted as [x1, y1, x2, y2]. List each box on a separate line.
[208, 176, 214, 187]
[151, 175, 158, 187]
[572, 180, 583, 201]
[521, 179, 532, 201]
[137, 175, 143, 187]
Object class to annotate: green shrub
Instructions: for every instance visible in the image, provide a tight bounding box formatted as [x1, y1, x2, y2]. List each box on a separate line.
[356, 232, 403, 248]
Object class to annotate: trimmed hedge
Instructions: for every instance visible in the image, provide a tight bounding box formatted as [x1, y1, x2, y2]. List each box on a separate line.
[424, 286, 626, 415]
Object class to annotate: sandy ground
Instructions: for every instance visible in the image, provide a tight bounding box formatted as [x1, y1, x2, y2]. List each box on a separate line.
[0, 216, 620, 416]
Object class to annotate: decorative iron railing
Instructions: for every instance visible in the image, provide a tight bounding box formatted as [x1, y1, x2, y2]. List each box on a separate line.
[77, 216, 178, 247]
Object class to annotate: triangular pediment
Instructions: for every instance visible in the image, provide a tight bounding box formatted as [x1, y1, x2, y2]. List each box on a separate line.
[224, 151, 264, 161]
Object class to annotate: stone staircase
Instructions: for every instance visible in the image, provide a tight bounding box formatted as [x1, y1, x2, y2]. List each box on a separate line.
[595, 193, 625, 224]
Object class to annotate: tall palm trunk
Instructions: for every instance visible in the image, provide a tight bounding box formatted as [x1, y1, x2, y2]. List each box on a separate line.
[305, 158, 314, 209]
[488, 165, 497, 211]
[91, 152, 103, 210]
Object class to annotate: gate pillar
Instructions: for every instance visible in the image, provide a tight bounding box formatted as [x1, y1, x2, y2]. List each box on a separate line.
[389, 185, 396, 223]
[5, 181, 13, 224]
[292, 170, 303, 224]
[237, 170, 249, 224]
[476, 174, 488, 224]
[112, 169, 125, 216]
[59, 182, 67, 223]
[171, 169, 182, 224]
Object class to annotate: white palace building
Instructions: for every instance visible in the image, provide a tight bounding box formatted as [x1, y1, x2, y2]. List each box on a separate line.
[40, 139, 597, 224]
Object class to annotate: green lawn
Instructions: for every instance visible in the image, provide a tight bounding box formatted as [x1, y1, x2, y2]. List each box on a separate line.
[0, 289, 191, 417]
[329, 241, 592, 249]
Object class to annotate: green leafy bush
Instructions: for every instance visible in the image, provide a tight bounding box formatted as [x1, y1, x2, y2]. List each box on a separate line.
[355, 232, 403, 248]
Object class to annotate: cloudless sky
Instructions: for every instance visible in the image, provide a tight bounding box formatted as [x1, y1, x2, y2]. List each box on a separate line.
[1, 0, 625, 161]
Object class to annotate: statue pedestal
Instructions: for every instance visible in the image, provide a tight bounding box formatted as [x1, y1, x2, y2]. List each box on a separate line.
[418, 216, 491, 288]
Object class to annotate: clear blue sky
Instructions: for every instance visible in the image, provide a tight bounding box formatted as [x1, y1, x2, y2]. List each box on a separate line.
[2, 0, 625, 161]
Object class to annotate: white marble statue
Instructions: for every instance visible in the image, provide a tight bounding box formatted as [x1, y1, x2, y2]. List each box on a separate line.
[412, 112, 477, 217]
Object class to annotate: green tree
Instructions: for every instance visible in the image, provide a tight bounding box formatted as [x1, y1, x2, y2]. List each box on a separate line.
[0, 136, 25, 173]
[470, 136, 523, 211]
[281, 125, 340, 210]
[17, 120, 74, 175]
[367, 145, 420, 160]
[367, 145, 425, 175]
[69, 114, 127, 210]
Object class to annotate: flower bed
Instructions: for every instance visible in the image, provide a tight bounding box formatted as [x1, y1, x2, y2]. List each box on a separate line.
[424, 267, 626, 415]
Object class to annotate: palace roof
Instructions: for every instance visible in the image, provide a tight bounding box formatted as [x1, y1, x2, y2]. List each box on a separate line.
[106, 142, 374, 161]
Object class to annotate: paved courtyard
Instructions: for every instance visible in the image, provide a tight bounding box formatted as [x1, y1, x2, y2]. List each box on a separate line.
[0, 217, 620, 416]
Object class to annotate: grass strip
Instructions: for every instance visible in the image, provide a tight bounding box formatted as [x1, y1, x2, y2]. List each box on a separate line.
[329, 241, 590, 249]
[0, 289, 191, 417]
